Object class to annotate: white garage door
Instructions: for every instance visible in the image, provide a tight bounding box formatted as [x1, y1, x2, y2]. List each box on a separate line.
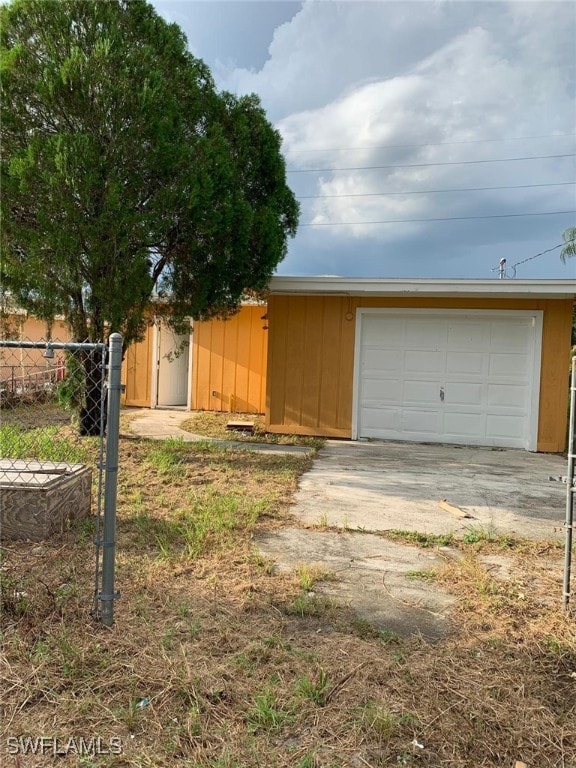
[354, 309, 542, 449]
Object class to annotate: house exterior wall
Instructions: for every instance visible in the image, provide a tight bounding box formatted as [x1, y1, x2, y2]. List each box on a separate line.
[265, 295, 574, 452]
[121, 306, 268, 412]
[0, 314, 71, 372]
[192, 305, 268, 414]
[122, 324, 154, 407]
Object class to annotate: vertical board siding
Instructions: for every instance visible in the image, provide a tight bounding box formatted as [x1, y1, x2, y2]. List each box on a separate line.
[266, 294, 574, 451]
[0, 316, 71, 380]
[265, 296, 355, 435]
[123, 324, 153, 407]
[192, 306, 267, 414]
[537, 299, 573, 451]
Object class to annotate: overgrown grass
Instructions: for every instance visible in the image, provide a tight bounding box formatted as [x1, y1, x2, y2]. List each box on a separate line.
[386, 529, 455, 548]
[132, 488, 267, 561]
[294, 563, 336, 591]
[1, 430, 575, 768]
[0, 423, 89, 463]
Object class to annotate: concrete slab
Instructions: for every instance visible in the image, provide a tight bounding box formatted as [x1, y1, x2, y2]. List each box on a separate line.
[256, 528, 457, 641]
[255, 440, 567, 637]
[292, 440, 567, 540]
[123, 408, 312, 456]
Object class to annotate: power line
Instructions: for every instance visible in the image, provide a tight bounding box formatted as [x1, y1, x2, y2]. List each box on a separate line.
[301, 210, 576, 227]
[491, 241, 575, 278]
[510, 242, 570, 270]
[287, 153, 576, 174]
[287, 132, 576, 153]
[296, 181, 576, 200]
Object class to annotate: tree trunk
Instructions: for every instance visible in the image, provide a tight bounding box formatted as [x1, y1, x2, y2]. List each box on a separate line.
[78, 349, 107, 437]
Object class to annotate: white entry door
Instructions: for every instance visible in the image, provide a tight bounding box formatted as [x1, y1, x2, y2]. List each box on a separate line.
[156, 320, 190, 407]
[354, 309, 542, 449]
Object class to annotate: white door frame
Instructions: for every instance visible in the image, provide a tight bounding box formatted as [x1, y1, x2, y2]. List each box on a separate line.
[150, 317, 159, 409]
[351, 307, 543, 450]
[187, 321, 194, 411]
[150, 317, 193, 409]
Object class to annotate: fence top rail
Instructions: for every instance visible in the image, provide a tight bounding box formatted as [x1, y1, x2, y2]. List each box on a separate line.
[0, 340, 105, 351]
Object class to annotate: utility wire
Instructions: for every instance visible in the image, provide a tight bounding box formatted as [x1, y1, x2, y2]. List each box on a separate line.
[511, 242, 571, 270]
[288, 132, 576, 153]
[301, 210, 576, 227]
[491, 241, 576, 278]
[287, 153, 576, 174]
[296, 181, 576, 200]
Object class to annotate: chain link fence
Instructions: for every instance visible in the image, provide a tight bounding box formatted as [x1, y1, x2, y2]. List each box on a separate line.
[0, 334, 122, 625]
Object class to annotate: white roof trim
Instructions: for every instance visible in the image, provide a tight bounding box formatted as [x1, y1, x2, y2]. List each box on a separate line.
[269, 277, 576, 299]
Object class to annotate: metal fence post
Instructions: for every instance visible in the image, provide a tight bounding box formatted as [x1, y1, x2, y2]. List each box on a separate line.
[100, 333, 123, 626]
[563, 356, 576, 610]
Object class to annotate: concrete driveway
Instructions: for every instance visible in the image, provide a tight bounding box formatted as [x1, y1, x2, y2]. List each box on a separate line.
[257, 440, 567, 640]
[291, 440, 567, 540]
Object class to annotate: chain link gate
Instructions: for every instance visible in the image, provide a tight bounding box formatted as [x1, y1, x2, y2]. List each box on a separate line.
[0, 333, 122, 625]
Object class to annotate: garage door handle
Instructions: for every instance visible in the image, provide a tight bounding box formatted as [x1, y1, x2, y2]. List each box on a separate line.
[440, 387, 445, 402]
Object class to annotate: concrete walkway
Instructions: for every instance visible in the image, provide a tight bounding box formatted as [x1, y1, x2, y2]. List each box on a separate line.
[123, 408, 313, 456]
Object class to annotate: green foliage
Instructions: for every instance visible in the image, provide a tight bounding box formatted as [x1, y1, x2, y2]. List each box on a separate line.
[295, 668, 330, 705]
[145, 439, 185, 476]
[0, 571, 31, 618]
[0, 423, 88, 463]
[387, 529, 455, 548]
[132, 489, 265, 561]
[56, 352, 85, 411]
[560, 226, 576, 264]
[356, 703, 418, 741]
[1, 0, 299, 347]
[282, 593, 334, 617]
[246, 690, 292, 733]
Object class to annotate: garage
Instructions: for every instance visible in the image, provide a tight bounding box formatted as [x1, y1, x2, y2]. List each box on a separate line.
[353, 309, 541, 449]
[265, 278, 574, 452]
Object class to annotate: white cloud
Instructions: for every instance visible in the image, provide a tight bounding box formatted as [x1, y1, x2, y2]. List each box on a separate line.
[156, 0, 576, 277]
[266, 3, 576, 259]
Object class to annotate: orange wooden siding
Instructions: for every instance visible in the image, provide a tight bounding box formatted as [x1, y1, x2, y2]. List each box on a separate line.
[122, 324, 153, 407]
[265, 295, 574, 451]
[192, 305, 268, 413]
[1, 315, 71, 372]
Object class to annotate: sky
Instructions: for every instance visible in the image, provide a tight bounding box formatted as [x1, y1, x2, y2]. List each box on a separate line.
[151, 0, 576, 280]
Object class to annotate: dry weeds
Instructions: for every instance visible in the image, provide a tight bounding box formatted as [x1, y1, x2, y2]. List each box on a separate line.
[1, 433, 575, 768]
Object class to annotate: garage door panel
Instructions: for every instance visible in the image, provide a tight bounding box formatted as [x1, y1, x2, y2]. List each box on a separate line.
[405, 350, 446, 373]
[363, 317, 404, 346]
[446, 351, 486, 375]
[490, 321, 533, 350]
[401, 409, 442, 434]
[489, 353, 529, 377]
[444, 382, 483, 405]
[404, 320, 444, 348]
[360, 406, 400, 432]
[443, 411, 486, 437]
[404, 379, 443, 404]
[447, 322, 490, 349]
[487, 383, 529, 408]
[362, 378, 402, 401]
[486, 414, 526, 439]
[357, 310, 539, 449]
[361, 348, 403, 372]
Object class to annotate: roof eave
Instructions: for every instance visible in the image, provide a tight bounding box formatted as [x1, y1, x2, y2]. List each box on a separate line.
[268, 277, 576, 299]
